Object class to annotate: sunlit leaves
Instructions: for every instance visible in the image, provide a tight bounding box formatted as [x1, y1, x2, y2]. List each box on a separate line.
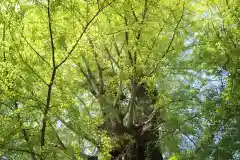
[0, 0, 240, 159]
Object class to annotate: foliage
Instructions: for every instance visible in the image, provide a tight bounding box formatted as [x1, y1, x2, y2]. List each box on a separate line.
[0, 0, 240, 159]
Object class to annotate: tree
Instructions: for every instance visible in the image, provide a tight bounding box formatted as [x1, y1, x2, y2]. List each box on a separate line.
[0, 0, 240, 160]
[186, 0, 240, 159]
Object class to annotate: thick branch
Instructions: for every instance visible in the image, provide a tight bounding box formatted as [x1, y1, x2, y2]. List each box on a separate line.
[126, 79, 136, 129]
[105, 45, 120, 68]
[82, 55, 99, 95]
[124, 2, 149, 128]
[124, 1, 150, 128]
[143, 108, 157, 125]
[124, 16, 133, 65]
[75, 62, 97, 95]
[87, 36, 104, 94]
[40, 68, 57, 147]
[136, 0, 148, 41]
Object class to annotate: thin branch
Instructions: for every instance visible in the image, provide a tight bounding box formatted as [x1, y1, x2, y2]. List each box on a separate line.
[109, 3, 125, 19]
[106, 29, 125, 35]
[77, 95, 87, 107]
[143, 108, 157, 125]
[14, 102, 37, 160]
[208, 3, 237, 49]
[57, 117, 99, 146]
[159, 113, 200, 138]
[144, 24, 165, 65]
[208, 8, 234, 72]
[1, 146, 41, 158]
[49, 122, 66, 150]
[148, 2, 185, 76]
[225, 0, 240, 24]
[76, 62, 91, 83]
[105, 45, 120, 68]
[2, 21, 6, 61]
[56, 1, 113, 69]
[20, 32, 50, 66]
[114, 41, 122, 56]
[178, 127, 198, 148]
[35, 0, 48, 9]
[130, 3, 138, 22]
[216, 5, 237, 48]
[165, 10, 184, 50]
[50, 121, 98, 160]
[18, 53, 48, 86]
[47, 0, 56, 68]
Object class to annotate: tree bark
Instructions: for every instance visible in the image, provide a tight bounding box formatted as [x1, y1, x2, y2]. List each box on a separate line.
[107, 128, 164, 160]
[135, 133, 145, 160]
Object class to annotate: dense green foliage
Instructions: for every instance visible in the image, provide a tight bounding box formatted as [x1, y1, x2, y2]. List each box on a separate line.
[0, 0, 240, 159]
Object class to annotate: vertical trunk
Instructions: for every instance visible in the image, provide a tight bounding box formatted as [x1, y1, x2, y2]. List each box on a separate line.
[135, 133, 145, 160]
[150, 146, 164, 160]
[109, 130, 164, 160]
[148, 131, 164, 160]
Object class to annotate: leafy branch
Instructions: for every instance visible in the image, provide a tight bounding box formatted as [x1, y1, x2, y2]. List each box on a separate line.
[56, 0, 115, 69]
[148, 2, 185, 76]
[19, 32, 51, 67]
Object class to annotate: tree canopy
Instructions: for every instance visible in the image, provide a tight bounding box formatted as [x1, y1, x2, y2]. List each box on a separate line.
[0, 0, 240, 159]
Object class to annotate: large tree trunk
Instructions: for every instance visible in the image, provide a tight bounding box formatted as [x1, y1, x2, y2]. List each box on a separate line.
[135, 133, 145, 160]
[94, 74, 162, 160]
[108, 128, 164, 160]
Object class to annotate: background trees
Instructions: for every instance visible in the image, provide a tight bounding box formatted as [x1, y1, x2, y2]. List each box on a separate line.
[0, 0, 239, 159]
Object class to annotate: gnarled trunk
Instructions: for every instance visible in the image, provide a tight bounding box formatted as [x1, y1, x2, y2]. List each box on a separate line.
[108, 127, 163, 160]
